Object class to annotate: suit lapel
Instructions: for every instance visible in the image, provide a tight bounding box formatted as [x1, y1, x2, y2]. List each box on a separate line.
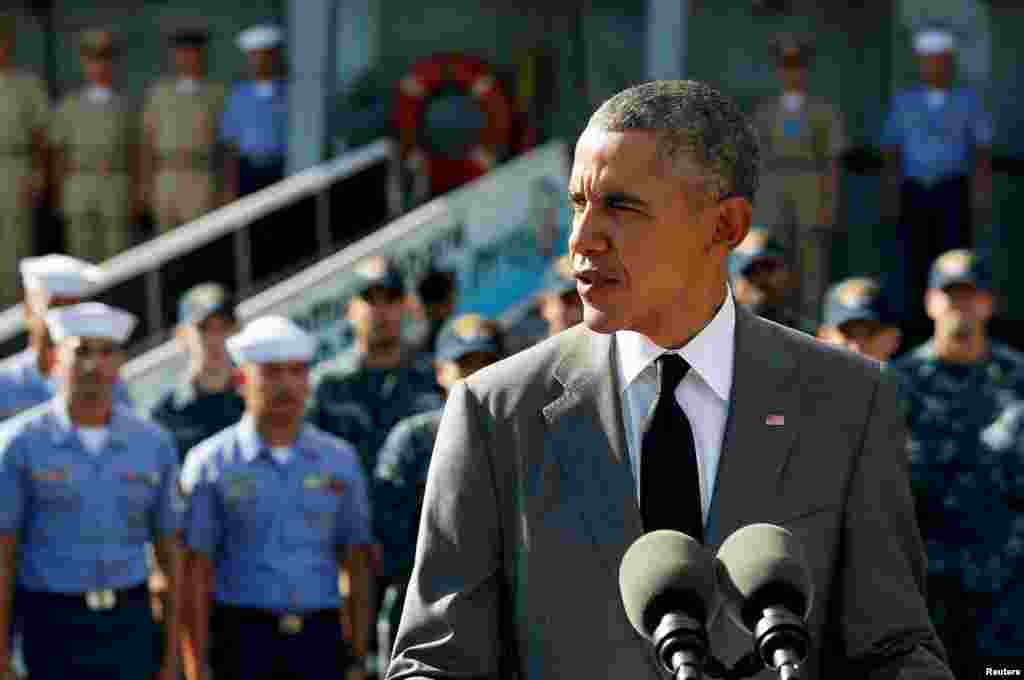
[706, 307, 802, 547]
[540, 328, 642, 578]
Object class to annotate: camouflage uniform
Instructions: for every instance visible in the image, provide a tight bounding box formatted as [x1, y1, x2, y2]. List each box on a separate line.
[891, 341, 1024, 669]
[307, 348, 442, 475]
[371, 312, 504, 669]
[729, 228, 816, 334]
[371, 408, 443, 640]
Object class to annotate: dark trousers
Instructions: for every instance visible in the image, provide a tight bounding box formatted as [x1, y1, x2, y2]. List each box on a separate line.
[211, 603, 351, 680]
[885, 174, 972, 341]
[18, 584, 161, 680]
[238, 155, 286, 198]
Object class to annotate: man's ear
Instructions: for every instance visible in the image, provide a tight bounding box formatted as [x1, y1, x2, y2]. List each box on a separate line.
[716, 196, 753, 249]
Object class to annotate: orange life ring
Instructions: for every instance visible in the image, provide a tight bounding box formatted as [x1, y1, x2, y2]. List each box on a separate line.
[396, 53, 513, 196]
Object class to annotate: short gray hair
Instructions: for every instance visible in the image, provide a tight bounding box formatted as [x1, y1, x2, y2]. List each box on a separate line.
[587, 80, 760, 203]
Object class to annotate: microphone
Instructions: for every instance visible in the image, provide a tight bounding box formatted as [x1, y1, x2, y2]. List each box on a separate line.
[619, 530, 720, 680]
[716, 524, 814, 680]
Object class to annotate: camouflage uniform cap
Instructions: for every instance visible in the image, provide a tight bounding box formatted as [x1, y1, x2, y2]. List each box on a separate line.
[928, 249, 993, 292]
[352, 256, 406, 299]
[729, 227, 786, 277]
[435, 313, 504, 363]
[823, 277, 898, 328]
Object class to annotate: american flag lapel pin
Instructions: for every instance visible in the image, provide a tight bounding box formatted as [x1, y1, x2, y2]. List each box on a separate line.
[765, 414, 785, 426]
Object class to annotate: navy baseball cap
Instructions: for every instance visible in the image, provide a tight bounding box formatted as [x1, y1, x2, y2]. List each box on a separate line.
[823, 277, 897, 328]
[729, 228, 786, 277]
[539, 255, 577, 297]
[435, 314, 504, 363]
[178, 283, 234, 326]
[928, 249, 993, 292]
[352, 256, 406, 299]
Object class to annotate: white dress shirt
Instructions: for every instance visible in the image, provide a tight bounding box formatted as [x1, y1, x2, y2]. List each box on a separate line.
[615, 287, 736, 525]
[781, 92, 806, 114]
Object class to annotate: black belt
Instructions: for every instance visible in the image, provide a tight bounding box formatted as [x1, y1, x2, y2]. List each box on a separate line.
[214, 602, 337, 636]
[18, 583, 149, 611]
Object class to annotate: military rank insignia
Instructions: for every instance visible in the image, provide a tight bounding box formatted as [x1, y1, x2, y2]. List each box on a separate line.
[304, 474, 346, 495]
[123, 471, 161, 486]
[32, 468, 70, 482]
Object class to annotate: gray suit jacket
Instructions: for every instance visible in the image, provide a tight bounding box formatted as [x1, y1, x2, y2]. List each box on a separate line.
[387, 307, 952, 679]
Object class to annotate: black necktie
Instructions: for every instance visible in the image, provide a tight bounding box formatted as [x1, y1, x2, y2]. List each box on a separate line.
[640, 353, 703, 542]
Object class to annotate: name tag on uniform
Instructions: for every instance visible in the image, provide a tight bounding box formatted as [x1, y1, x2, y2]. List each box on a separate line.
[32, 468, 70, 482]
[123, 471, 161, 487]
[304, 474, 345, 495]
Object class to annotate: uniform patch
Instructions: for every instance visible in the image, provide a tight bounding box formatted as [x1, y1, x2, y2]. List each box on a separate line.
[304, 474, 346, 495]
[32, 468, 69, 482]
[936, 249, 974, 276]
[123, 471, 161, 486]
[836, 278, 879, 307]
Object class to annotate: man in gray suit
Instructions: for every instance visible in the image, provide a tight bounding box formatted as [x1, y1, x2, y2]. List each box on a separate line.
[387, 81, 952, 680]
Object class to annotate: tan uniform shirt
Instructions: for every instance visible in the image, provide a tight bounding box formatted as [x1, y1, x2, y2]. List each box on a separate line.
[754, 94, 847, 170]
[142, 77, 226, 164]
[51, 88, 136, 176]
[50, 88, 137, 262]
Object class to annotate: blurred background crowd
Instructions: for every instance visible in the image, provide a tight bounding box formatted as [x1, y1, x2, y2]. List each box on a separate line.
[0, 0, 1020, 678]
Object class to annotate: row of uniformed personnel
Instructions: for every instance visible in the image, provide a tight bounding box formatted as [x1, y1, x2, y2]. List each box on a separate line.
[0, 252, 539, 680]
[0, 301, 374, 680]
[0, 17, 289, 308]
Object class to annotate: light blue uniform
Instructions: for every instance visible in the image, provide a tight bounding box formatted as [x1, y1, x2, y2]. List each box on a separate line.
[0, 398, 181, 590]
[0, 348, 134, 420]
[181, 415, 371, 613]
[881, 86, 993, 186]
[219, 81, 288, 161]
[0, 398, 181, 680]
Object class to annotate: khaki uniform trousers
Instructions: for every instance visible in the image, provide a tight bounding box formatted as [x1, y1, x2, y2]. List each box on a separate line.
[0, 159, 36, 307]
[62, 172, 132, 264]
[152, 168, 217, 234]
[754, 170, 832, 325]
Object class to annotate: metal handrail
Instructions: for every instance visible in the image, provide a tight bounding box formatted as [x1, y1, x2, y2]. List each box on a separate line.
[0, 138, 400, 348]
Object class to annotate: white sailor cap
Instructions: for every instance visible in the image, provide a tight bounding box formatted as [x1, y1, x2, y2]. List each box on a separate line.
[226, 315, 316, 365]
[237, 24, 283, 51]
[45, 302, 137, 344]
[914, 28, 956, 55]
[20, 254, 103, 298]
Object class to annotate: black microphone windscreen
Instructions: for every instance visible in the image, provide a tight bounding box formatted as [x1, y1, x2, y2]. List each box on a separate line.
[716, 524, 813, 632]
[619, 530, 718, 640]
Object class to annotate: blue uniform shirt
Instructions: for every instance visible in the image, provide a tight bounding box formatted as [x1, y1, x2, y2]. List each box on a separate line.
[0, 399, 182, 593]
[219, 80, 288, 159]
[181, 415, 371, 613]
[882, 86, 994, 186]
[0, 349, 134, 420]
